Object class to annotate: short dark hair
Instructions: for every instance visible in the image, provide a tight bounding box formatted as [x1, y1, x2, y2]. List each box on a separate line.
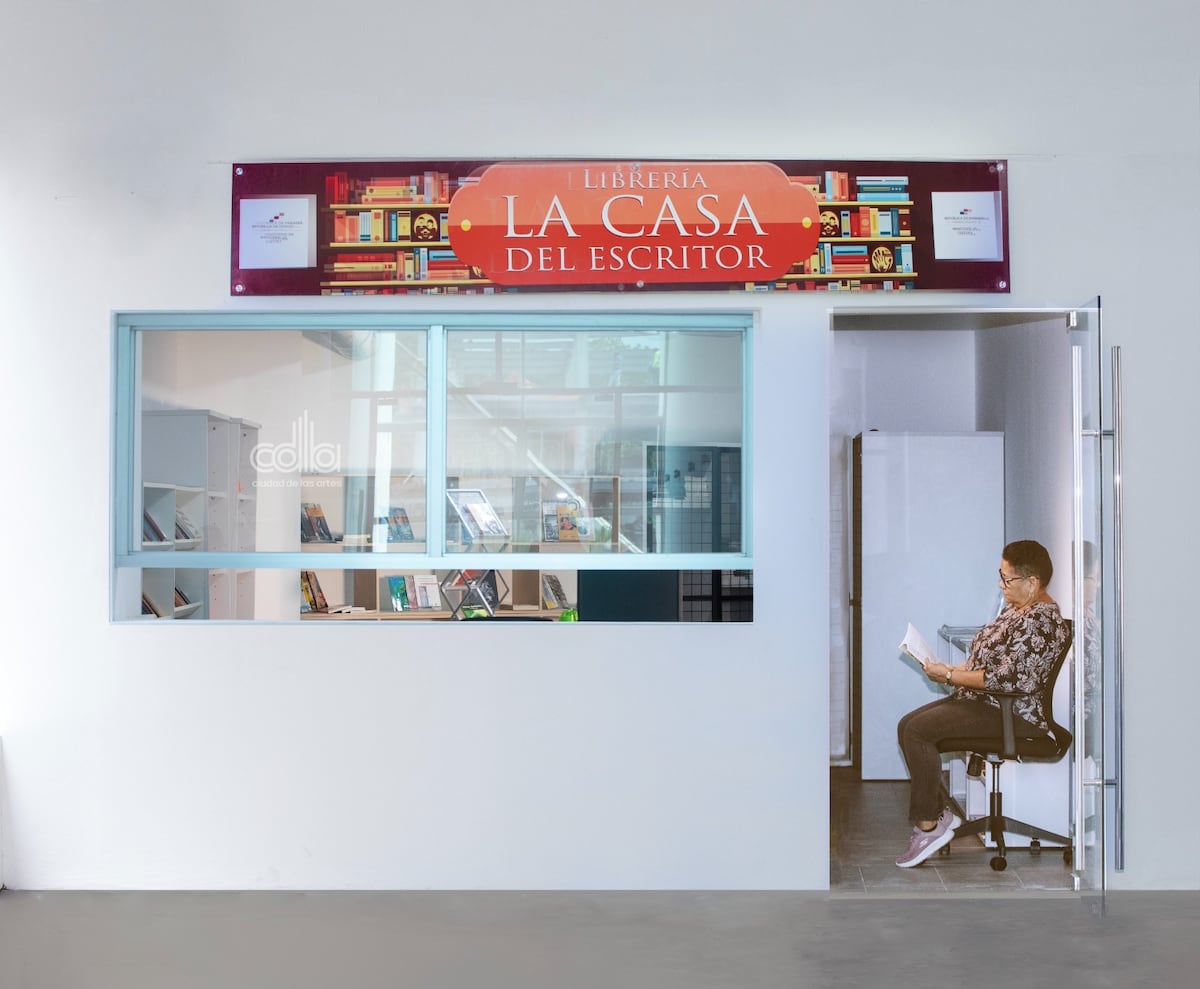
[1003, 540, 1053, 585]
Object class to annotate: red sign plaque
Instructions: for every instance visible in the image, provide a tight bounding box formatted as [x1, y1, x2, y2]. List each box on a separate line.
[447, 161, 821, 287]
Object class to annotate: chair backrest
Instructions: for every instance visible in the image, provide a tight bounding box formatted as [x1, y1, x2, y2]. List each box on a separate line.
[1025, 618, 1074, 759]
[937, 617, 1074, 761]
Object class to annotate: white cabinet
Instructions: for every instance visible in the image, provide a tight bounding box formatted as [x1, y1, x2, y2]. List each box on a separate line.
[231, 418, 259, 619]
[139, 481, 204, 618]
[852, 432, 1005, 780]
[141, 410, 259, 620]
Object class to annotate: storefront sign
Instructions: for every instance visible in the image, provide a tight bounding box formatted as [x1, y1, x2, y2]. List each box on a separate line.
[447, 161, 820, 287]
[231, 157, 1010, 295]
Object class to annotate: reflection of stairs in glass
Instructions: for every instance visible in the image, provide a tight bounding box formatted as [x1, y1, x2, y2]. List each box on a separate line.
[681, 570, 753, 622]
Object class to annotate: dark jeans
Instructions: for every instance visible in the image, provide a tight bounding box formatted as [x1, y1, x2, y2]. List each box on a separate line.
[896, 696, 1041, 825]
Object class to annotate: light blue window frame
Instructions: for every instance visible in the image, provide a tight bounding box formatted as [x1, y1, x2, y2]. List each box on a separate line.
[111, 310, 755, 617]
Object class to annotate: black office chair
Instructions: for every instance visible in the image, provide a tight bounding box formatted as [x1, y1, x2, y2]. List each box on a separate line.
[938, 619, 1074, 871]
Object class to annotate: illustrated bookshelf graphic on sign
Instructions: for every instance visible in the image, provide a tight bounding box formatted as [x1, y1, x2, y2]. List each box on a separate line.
[320, 170, 493, 295]
[318, 166, 917, 296]
[779, 171, 917, 292]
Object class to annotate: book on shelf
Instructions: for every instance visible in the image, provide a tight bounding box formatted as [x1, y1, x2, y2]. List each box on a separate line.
[403, 574, 418, 607]
[365, 181, 418, 197]
[455, 569, 502, 612]
[175, 509, 201, 541]
[385, 507, 415, 542]
[302, 503, 335, 542]
[309, 571, 329, 610]
[824, 170, 849, 201]
[299, 571, 315, 611]
[555, 500, 583, 541]
[446, 489, 507, 544]
[541, 501, 560, 541]
[446, 495, 482, 542]
[174, 587, 190, 607]
[390, 210, 412, 240]
[411, 573, 441, 609]
[325, 260, 398, 273]
[142, 593, 161, 617]
[465, 501, 508, 538]
[143, 510, 168, 543]
[328, 605, 368, 614]
[301, 570, 329, 612]
[387, 574, 410, 611]
[857, 207, 872, 237]
[541, 573, 570, 610]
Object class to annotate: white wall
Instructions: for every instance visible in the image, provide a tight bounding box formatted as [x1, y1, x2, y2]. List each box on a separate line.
[830, 329, 978, 437]
[976, 318, 1076, 605]
[2, 0, 1198, 889]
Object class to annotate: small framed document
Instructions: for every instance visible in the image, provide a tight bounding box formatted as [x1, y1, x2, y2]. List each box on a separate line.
[237, 194, 318, 269]
[930, 190, 1005, 262]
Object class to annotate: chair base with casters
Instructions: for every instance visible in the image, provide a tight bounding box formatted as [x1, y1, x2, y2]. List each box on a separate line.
[937, 619, 1075, 872]
[944, 759, 1073, 872]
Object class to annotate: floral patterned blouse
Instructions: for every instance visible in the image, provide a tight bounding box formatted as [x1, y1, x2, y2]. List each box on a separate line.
[955, 601, 1070, 731]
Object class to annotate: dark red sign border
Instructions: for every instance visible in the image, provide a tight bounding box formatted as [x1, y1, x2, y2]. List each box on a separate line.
[231, 158, 1010, 296]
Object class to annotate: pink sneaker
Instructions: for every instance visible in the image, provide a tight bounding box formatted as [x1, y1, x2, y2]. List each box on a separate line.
[895, 808, 962, 868]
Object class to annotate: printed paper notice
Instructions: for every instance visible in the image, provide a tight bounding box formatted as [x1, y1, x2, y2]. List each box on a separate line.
[238, 195, 317, 269]
[930, 190, 1004, 261]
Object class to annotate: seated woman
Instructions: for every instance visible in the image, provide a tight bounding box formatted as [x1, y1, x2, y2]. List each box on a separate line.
[894, 539, 1071, 868]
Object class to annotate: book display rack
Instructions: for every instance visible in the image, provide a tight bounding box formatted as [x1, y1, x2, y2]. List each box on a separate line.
[297, 473, 582, 619]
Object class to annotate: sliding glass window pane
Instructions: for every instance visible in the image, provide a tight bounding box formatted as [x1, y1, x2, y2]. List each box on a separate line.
[444, 327, 744, 555]
[136, 327, 429, 558]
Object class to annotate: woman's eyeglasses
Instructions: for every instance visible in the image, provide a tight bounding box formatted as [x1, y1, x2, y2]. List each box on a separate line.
[998, 569, 1027, 587]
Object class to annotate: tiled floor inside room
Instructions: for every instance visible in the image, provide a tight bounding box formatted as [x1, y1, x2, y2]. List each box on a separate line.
[830, 767, 1075, 894]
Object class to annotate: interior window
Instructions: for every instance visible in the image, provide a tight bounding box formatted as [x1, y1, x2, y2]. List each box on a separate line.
[112, 314, 752, 622]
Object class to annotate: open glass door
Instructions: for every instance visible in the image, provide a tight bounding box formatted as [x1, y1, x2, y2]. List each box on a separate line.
[1069, 296, 1121, 895]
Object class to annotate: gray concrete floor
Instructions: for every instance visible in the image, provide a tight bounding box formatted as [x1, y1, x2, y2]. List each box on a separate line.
[0, 773, 1182, 988]
[2, 889, 1199, 988]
